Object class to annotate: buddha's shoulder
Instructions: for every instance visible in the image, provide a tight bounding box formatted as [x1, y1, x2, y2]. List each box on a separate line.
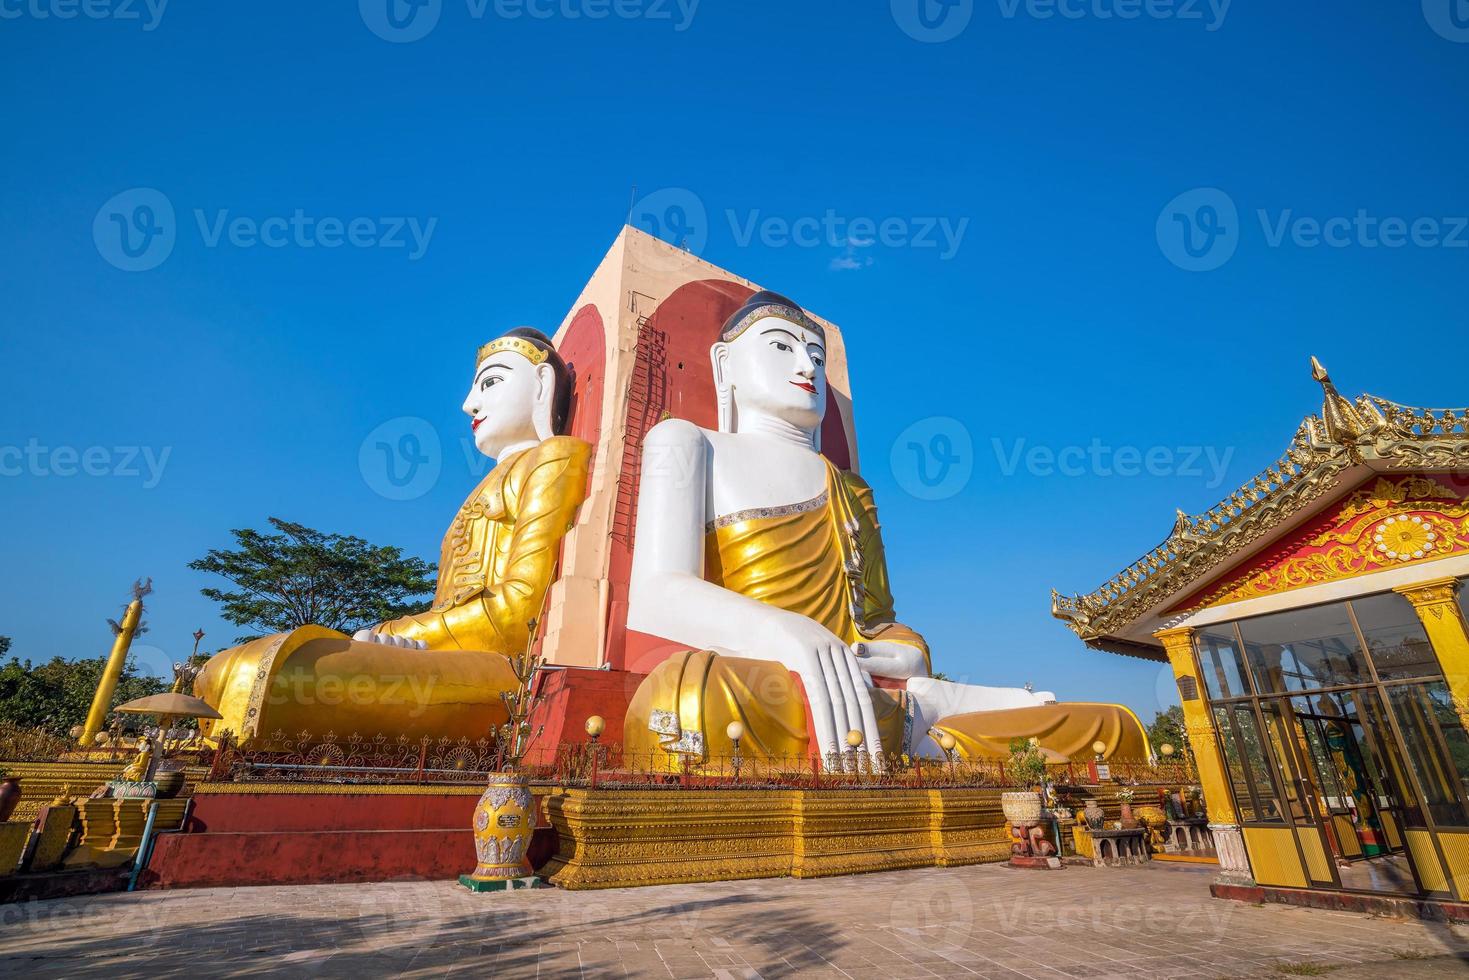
[645, 418, 715, 452]
[518, 435, 593, 470]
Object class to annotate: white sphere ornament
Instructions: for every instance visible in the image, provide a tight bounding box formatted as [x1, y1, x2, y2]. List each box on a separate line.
[725, 721, 745, 743]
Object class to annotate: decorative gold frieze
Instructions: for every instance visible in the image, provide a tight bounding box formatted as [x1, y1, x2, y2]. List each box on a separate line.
[542, 787, 1012, 890]
[1054, 361, 1469, 647]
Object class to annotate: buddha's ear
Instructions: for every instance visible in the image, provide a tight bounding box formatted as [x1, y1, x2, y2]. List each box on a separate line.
[710, 341, 734, 433]
[531, 361, 556, 441]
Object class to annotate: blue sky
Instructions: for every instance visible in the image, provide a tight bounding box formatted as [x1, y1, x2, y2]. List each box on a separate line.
[1, 2, 1466, 725]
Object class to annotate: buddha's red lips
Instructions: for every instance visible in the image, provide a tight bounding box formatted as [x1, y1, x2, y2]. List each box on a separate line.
[471, 417, 483, 432]
[790, 381, 817, 393]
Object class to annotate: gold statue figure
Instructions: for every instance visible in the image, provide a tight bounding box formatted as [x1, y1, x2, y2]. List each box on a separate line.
[196, 329, 591, 746]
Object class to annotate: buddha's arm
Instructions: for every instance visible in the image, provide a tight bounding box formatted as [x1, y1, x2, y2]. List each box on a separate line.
[378, 437, 591, 653]
[850, 477, 931, 677]
[626, 420, 802, 651]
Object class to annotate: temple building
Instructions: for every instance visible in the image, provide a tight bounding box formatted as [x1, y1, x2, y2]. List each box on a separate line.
[1053, 362, 1469, 912]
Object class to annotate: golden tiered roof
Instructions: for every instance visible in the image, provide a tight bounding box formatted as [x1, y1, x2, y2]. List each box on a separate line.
[1051, 360, 1469, 659]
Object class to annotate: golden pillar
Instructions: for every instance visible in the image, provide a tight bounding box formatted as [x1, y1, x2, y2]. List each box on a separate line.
[1156, 626, 1252, 881]
[80, 598, 142, 747]
[1393, 576, 1469, 727]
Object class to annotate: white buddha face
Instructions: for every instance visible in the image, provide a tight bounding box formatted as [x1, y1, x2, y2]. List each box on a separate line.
[462, 350, 552, 459]
[715, 316, 827, 432]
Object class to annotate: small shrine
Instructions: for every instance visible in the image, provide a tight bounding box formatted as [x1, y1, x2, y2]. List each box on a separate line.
[1054, 364, 1469, 915]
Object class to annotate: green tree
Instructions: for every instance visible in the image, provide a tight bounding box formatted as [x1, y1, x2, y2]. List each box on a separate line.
[0, 636, 9, 656]
[0, 654, 167, 736]
[1147, 704, 1189, 754]
[189, 517, 436, 641]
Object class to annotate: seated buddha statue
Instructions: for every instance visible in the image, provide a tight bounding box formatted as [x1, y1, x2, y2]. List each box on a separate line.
[195, 328, 592, 746]
[623, 292, 1148, 768]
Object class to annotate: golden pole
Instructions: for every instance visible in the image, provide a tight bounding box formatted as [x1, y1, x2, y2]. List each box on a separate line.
[80, 597, 143, 747]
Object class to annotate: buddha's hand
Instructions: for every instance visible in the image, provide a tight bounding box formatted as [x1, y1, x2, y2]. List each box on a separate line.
[756, 611, 883, 767]
[853, 640, 928, 681]
[350, 629, 428, 650]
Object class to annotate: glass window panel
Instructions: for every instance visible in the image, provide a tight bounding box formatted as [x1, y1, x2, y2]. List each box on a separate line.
[1386, 682, 1469, 829]
[1213, 704, 1257, 823]
[1196, 629, 1249, 700]
[1351, 593, 1439, 681]
[1260, 700, 1310, 824]
[1239, 602, 1369, 693]
[1216, 703, 1286, 824]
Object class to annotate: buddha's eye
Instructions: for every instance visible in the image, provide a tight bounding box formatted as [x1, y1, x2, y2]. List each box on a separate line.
[772, 341, 793, 353]
[480, 376, 502, 391]
[811, 353, 825, 367]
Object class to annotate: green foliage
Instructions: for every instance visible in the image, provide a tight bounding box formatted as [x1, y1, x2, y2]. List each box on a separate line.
[0, 636, 10, 656]
[189, 517, 436, 641]
[1006, 737, 1047, 790]
[0, 654, 167, 736]
[1147, 704, 1188, 754]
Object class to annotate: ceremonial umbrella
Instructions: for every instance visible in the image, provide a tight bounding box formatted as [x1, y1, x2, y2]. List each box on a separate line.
[113, 692, 222, 720]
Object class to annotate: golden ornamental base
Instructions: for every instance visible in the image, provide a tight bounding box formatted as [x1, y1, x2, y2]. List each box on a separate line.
[542, 786, 1011, 890]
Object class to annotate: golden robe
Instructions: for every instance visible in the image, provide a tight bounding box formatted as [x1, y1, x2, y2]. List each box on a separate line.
[624, 461, 925, 764]
[624, 458, 1150, 765]
[196, 436, 591, 746]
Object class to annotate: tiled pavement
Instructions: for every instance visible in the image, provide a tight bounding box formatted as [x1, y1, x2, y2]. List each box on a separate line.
[1, 863, 1466, 978]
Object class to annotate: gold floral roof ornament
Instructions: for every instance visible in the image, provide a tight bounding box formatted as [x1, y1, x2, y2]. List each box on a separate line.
[1052, 358, 1469, 659]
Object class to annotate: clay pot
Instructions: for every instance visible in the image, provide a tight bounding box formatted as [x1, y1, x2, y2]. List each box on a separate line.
[152, 769, 186, 799]
[0, 777, 19, 822]
[1083, 800, 1105, 830]
[1120, 802, 1137, 829]
[1001, 791, 1043, 825]
[465, 772, 535, 884]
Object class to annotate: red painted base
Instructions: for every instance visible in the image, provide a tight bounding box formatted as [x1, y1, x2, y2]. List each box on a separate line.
[141, 790, 559, 890]
[1008, 855, 1063, 870]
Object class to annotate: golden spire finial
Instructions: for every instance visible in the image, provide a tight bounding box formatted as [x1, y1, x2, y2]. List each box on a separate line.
[1310, 355, 1371, 449]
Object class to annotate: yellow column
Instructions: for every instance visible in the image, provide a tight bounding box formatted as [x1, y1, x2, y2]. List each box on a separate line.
[80, 598, 143, 747]
[1155, 627, 1236, 827]
[1157, 627, 1254, 882]
[1393, 576, 1469, 727]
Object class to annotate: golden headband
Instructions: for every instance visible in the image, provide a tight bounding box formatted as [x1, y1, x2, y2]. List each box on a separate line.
[720, 304, 825, 343]
[475, 336, 549, 367]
